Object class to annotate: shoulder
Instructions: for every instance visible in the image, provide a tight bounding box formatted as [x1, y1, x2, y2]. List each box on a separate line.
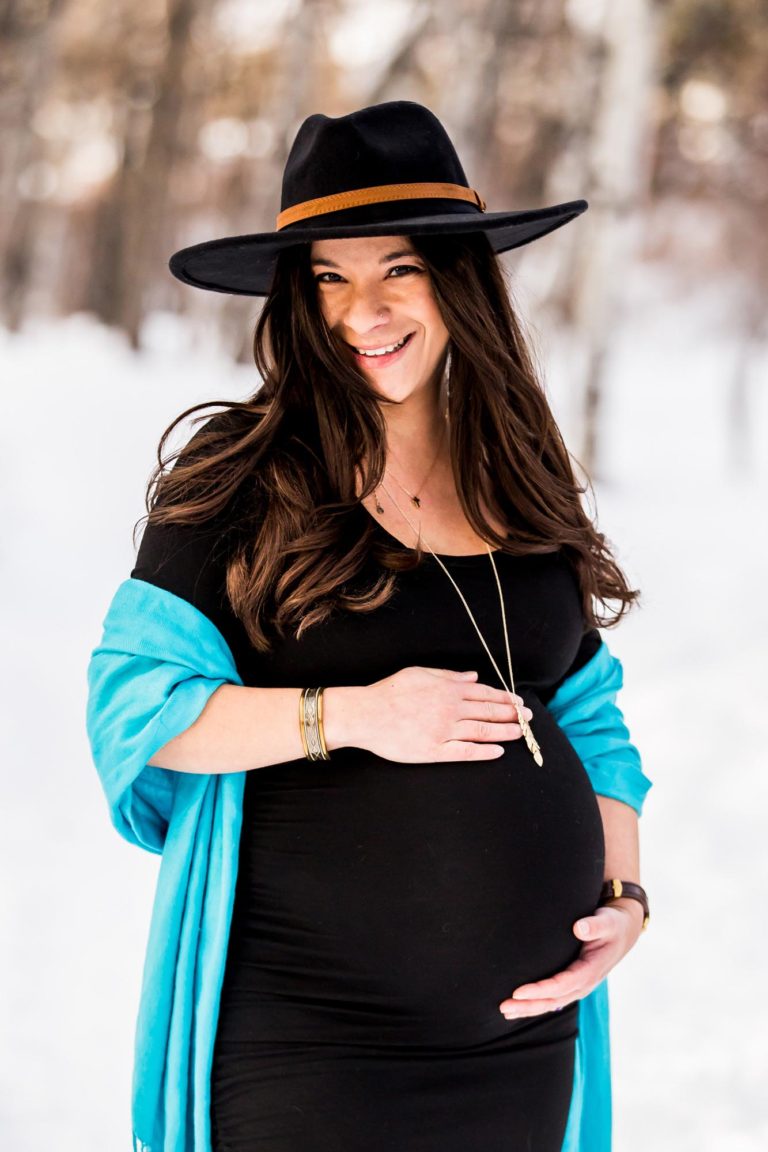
[169, 405, 246, 471]
[543, 626, 602, 703]
[130, 407, 244, 618]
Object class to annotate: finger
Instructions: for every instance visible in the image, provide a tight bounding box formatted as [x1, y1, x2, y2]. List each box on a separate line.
[574, 914, 613, 941]
[452, 719, 531, 743]
[440, 741, 507, 761]
[501, 996, 580, 1019]
[463, 685, 529, 707]
[458, 699, 534, 722]
[502, 957, 597, 1005]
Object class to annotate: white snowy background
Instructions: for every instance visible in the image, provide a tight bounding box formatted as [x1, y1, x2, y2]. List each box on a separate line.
[2, 246, 767, 1151]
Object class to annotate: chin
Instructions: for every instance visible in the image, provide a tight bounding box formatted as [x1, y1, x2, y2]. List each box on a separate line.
[368, 376, 428, 403]
[368, 384, 406, 404]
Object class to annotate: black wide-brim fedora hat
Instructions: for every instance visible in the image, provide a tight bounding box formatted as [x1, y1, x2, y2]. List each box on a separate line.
[169, 100, 588, 298]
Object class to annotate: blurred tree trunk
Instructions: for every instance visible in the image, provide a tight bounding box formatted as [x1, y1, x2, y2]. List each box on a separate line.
[225, 0, 332, 365]
[726, 288, 764, 478]
[563, 0, 662, 479]
[86, 0, 205, 348]
[723, 168, 768, 478]
[0, 0, 66, 330]
[369, 0, 568, 202]
[434, 0, 568, 202]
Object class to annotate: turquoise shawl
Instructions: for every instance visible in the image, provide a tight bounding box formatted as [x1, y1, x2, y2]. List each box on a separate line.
[86, 576, 651, 1152]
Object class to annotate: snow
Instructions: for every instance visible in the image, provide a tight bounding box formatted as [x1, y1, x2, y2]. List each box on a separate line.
[1, 258, 766, 1149]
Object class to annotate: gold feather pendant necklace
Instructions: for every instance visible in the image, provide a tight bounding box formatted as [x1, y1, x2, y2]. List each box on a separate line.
[374, 474, 543, 767]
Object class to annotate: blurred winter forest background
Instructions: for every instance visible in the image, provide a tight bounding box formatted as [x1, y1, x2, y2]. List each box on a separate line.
[2, 0, 767, 1150]
[3, 0, 767, 471]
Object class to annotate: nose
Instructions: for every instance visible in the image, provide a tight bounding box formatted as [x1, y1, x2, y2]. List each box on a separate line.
[339, 283, 391, 338]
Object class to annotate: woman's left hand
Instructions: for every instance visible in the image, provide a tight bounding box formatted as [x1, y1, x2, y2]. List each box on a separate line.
[498, 899, 645, 1018]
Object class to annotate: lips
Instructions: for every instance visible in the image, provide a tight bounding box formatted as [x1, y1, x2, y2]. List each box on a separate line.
[348, 331, 415, 366]
[352, 333, 411, 355]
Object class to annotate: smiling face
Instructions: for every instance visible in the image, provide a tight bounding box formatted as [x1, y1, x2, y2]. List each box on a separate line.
[309, 235, 450, 405]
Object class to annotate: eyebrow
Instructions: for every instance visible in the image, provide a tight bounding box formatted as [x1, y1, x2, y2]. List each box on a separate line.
[310, 248, 418, 269]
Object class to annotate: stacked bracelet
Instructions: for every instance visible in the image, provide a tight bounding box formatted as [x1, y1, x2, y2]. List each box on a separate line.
[598, 878, 650, 931]
[299, 686, 331, 761]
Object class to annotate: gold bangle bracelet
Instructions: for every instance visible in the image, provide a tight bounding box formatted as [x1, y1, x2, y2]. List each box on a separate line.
[300, 686, 331, 761]
[317, 686, 330, 759]
[305, 686, 320, 760]
[298, 689, 311, 760]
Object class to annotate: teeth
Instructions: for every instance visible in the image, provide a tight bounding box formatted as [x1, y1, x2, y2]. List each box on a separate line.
[354, 334, 409, 357]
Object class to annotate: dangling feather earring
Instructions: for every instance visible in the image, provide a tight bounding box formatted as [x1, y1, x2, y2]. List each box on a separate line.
[444, 346, 451, 419]
[373, 346, 453, 516]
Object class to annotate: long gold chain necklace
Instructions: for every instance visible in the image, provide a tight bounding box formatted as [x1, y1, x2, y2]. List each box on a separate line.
[376, 476, 543, 766]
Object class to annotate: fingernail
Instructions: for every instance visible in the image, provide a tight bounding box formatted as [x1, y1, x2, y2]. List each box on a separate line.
[576, 919, 590, 936]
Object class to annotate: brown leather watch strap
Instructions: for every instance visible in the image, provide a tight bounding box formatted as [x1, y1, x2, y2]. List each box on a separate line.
[598, 878, 650, 931]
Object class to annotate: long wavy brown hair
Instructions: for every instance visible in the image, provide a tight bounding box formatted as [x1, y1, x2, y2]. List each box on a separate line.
[136, 230, 639, 653]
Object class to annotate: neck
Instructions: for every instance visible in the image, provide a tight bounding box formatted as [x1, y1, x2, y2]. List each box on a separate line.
[379, 364, 450, 468]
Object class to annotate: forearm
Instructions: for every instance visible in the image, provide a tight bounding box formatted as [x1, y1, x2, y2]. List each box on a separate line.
[597, 794, 640, 880]
[146, 683, 367, 774]
[596, 793, 644, 927]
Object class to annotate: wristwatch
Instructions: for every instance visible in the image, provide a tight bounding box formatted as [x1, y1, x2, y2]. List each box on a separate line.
[598, 878, 649, 931]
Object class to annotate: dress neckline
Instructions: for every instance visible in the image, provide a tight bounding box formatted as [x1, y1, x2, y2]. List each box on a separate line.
[362, 504, 507, 562]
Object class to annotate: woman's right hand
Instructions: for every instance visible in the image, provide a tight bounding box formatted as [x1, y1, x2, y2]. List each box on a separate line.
[351, 666, 533, 763]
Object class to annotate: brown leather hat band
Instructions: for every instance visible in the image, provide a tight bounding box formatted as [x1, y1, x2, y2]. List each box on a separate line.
[276, 181, 487, 230]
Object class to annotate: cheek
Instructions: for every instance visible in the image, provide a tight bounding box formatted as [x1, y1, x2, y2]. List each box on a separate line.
[424, 313, 450, 348]
[417, 295, 448, 339]
[315, 293, 333, 323]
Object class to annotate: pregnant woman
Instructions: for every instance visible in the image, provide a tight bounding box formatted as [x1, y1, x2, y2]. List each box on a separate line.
[87, 101, 652, 1152]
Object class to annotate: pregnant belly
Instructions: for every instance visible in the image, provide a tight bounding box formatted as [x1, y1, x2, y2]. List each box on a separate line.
[218, 693, 605, 1047]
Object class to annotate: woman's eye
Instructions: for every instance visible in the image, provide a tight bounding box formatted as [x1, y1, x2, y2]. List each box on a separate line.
[314, 265, 422, 284]
[387, 264, 422, 277]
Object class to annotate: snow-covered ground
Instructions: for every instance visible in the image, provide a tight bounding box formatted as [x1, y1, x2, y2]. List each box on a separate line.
[1, 258, 766, 1150]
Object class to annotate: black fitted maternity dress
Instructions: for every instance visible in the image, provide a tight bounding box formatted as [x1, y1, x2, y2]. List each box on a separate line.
[132, 492, 605, 1152]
